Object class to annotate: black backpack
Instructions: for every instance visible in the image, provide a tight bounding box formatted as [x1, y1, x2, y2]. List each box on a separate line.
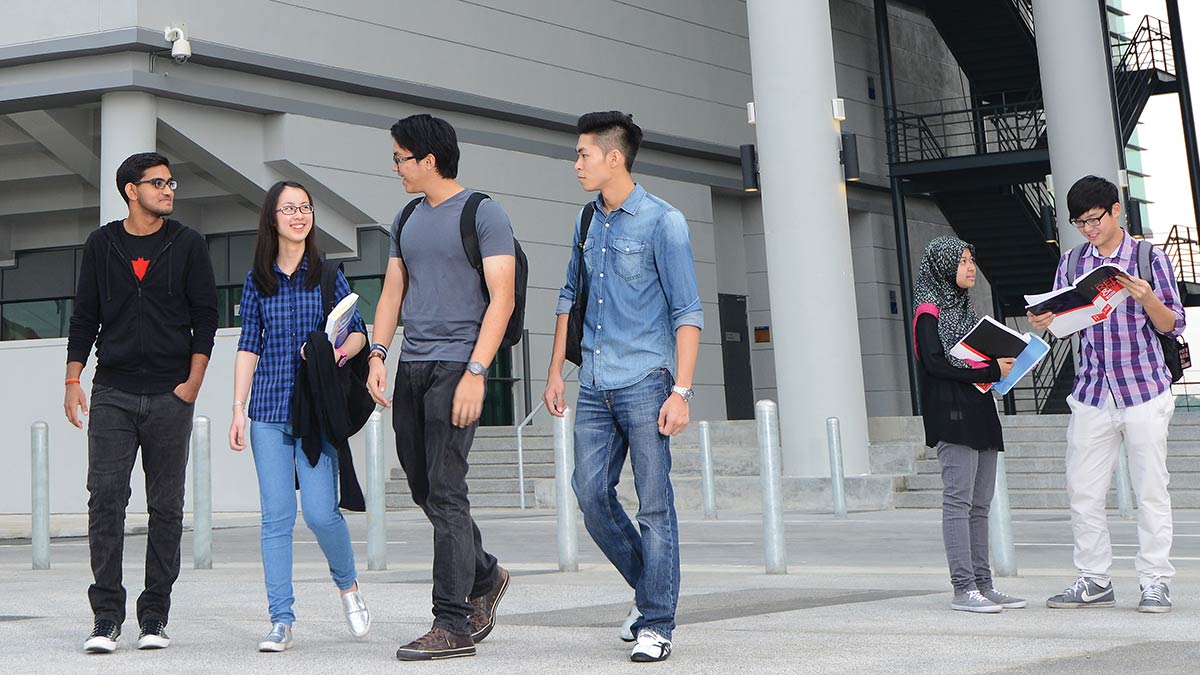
[1066, 240, 1191, 382]
[394, 192, 527, 348]
[319, 260, 375, 435]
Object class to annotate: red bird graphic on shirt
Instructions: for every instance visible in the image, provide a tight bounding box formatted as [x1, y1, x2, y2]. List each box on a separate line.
[132, 257, 150, 281]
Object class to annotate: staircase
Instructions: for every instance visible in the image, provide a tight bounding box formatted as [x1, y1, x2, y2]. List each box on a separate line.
[893, 413, 1200, 508]
[922, 0, 1038, 99]
[385, 426, 553, 509]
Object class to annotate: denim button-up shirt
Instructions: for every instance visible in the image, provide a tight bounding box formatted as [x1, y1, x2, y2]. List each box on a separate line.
[555, 184, 703, 390]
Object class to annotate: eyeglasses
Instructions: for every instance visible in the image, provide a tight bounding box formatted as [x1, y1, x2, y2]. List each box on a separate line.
[275, 204, 314, 215]
[1069, 213, 1108, 229]
[392, 154, 416, 165]
[132, 178, 177, 191]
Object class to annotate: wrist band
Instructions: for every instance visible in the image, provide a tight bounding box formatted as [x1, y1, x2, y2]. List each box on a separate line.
[233, 400, 246, 407]
[65, 378, 81, 385]
[370, 343, 389, 359]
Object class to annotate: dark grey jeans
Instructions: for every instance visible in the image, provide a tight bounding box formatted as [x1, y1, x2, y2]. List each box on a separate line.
[392, 360, 500, 636]
[87, 384, 194, 626]
[936, 441, 998, 593]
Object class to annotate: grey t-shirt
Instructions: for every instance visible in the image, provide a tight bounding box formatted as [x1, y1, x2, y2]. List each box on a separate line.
[389, 189, 515, 362]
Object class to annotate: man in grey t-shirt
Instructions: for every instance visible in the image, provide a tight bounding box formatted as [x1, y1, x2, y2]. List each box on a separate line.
[368, 114, 517, 661]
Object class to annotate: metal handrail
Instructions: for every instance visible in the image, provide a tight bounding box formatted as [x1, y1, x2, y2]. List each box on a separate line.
[1162, 224, 1200, 285]
[515, 364, 577, 509]
[892, 95, 1045, 164]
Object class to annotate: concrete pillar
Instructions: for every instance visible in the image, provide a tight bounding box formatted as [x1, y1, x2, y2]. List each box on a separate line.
[1033, 0, 1123, 248]
[100, 92, 157, 226]
[745, 0, 870, 477]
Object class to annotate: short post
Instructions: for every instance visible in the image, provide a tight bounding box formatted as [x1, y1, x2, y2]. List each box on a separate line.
[989, 452, 1017, 577]
[366, 411, 387, 570]
[192, 416, 212, 570]
[698, 421, 717, 520]
[1116, 444, 1134, 520]
[756, 400, 787, 574]
[31, 421, 49, 570]
[553, 406, 579, 572]
[825, 417, 848, 519]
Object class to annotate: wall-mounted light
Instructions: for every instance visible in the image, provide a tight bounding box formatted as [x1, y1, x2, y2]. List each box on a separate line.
[1119, 168, 1129, 188]
[1045, 173, 1055, 195]
[840, 132, 860, 182]
[1041, 204, 1056, 243]
[832, 98, 847, 121]
[746, 102, 756, 125]
[740, 143, 759, 193]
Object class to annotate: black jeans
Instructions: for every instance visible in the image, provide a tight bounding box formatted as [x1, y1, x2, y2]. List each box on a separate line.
[393, 360, 500, 636]
[87, 384, 194, 626]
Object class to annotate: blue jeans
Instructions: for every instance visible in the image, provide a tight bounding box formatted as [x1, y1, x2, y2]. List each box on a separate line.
[251, 421, 357, 626]
[571, 369, 679, 638]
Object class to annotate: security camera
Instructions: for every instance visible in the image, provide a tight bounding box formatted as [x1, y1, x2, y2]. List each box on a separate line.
[164, 26, 191, 63]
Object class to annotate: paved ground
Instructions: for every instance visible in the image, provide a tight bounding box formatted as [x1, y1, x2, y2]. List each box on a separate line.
[3, 507, 1200, 673]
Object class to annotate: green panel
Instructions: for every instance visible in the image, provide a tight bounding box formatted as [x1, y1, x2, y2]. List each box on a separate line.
[480, 347, 514, 426]
[2, 298, 73, 340]
[348, 276, 383, 326]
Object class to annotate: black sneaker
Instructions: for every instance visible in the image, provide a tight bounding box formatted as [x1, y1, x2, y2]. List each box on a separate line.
[84, 619, 121, 653]
[137, 619, 171, 649]
[395, 627, 475, 661]
[468, 566, 510, 642]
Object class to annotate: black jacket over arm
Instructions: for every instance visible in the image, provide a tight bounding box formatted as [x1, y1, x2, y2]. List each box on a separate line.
[292, 331, 365, 512]
[915, 313, 1005, 451]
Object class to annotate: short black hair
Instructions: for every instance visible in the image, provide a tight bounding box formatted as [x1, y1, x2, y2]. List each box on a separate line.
[389, 114, 460, 179]
[116, 152, 170, 204]
[577, 111, 643, 172]
[1066, 175, 1120, 220]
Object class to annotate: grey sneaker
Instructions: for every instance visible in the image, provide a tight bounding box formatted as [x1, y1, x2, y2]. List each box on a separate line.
[619, 603, 640, 643]
[982, 589, 1027, 609]
[257, 622, 293, 652]
[1046, 577, 1115, 608]
[950, 589, 1003, 613]
[1138, 580, 1171, 613]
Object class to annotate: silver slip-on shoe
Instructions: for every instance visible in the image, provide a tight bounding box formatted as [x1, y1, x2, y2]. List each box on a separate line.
[341, 584, 371, 638]
[257, 622, 293, 652]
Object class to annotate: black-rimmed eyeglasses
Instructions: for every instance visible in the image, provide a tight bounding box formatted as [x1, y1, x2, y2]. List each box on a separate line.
[132, 178, 177, 191]
[275, 204, 314, 215]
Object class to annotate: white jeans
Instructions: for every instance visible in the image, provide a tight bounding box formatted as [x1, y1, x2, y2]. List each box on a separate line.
[1065, 390, 1175, 586]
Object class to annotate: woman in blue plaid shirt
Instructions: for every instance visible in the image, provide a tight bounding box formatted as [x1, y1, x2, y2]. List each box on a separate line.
[228, 181, 371, 652]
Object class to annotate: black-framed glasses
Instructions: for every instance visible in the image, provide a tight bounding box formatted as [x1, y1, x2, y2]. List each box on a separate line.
[275, 204, 314, 215]
[1069, 210, 1109, 229]
[132, 178, 177, 191]
[392, 154, 416, 165]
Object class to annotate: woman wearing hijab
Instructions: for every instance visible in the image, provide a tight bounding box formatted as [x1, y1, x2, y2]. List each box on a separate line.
[913, 236, 1025, 613]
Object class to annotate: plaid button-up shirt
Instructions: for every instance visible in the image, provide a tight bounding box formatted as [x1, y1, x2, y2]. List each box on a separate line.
[237, 260, 365, 423]
[1054, 232, 1185, 409]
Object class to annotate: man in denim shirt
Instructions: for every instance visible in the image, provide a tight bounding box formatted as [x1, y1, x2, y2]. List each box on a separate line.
[544, 111, 702, 663]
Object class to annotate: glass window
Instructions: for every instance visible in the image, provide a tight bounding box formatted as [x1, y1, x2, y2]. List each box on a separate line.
[2, 299, 73, 340]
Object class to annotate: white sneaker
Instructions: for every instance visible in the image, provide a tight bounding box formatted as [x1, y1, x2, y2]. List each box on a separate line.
[630, 628, 671, 663]
[619, 603, 640, 642]
[257, 622, 293, 652]
[341, 584, 371, 638]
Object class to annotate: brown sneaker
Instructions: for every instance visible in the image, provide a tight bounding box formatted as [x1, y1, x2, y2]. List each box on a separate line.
[395, 627, 475, 661]
[468, 566, 511, 642]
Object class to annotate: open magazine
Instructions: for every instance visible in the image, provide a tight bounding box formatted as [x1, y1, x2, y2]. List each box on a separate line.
[949, 315, 1051, 395]
[325, 292, 359, 348]
[1023, 263, 1130, 338]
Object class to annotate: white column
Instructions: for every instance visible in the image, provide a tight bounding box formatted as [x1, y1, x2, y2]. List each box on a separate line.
[1033, 0, 1123, 248]
[745, 0, 869, 476]
[100, 92, 157, 226]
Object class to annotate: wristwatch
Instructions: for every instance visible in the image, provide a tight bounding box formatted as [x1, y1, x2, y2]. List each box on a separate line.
[466, 361, 488, 376]
[672, 385, 695, 403]
[335, 346, 348, 368]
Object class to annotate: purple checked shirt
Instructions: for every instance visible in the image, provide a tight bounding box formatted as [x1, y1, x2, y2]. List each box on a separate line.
[1053, 231, 1185, 408]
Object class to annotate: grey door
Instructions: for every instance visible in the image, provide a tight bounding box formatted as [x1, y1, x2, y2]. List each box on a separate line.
[718, 293, 754, 419]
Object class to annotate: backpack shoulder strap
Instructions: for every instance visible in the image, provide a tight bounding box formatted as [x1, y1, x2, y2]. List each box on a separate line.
[319, 259, 343, 319]
[459, 192, 491, 274]
[1136, 238, 1157, 288]
[575, 202, 597, 287]
[1066, 243, 1087, 285]
[392, 197, 423, 259]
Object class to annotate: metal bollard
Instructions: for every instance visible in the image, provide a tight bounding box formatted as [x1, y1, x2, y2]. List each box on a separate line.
[699, 421, 717, 519]
[31, 421, 49, 570]
[1116, 444, 1134, 520]
[366, 411, 387, 570]
[755, 400, 787, 574]
[192, 416, 212, 570]
[826, 417, 848, 519]
[989, 452, 1017, 577]
[553, 406, 579, 572]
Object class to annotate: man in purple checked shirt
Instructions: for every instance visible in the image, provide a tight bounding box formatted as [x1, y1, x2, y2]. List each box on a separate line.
[1029, 175, 1185, 614]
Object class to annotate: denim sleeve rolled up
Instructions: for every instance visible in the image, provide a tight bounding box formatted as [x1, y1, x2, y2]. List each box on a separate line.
[555, 185, 703, 390]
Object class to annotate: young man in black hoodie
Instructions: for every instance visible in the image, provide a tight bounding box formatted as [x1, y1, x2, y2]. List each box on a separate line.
[64, 152, 218, 653]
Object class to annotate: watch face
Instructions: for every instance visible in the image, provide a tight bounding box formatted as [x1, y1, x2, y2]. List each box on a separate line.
[468, 362, 487, 375]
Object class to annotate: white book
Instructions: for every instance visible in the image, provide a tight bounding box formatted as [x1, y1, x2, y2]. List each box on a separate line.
[325, 292, 359, 348]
